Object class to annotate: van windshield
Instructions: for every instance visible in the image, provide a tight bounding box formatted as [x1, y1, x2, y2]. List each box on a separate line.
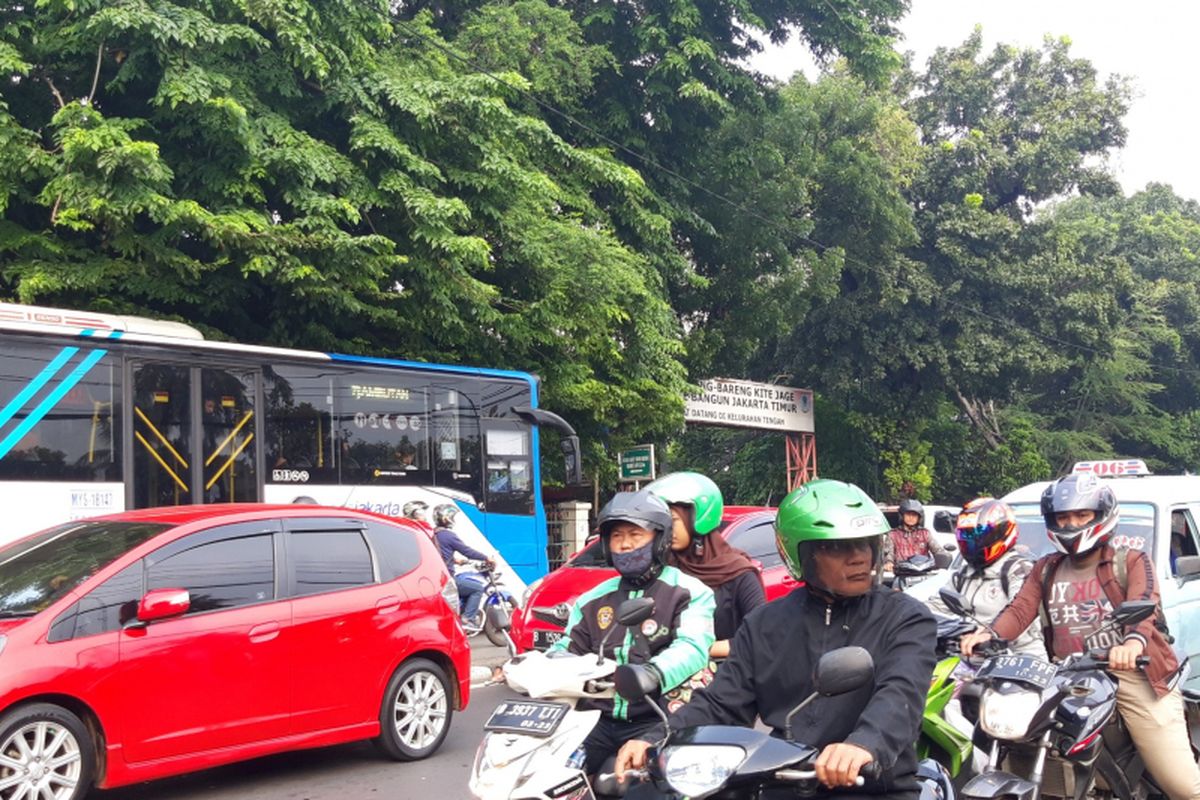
[0, 521, 167, 617]
[1008, 502, 1156, 560]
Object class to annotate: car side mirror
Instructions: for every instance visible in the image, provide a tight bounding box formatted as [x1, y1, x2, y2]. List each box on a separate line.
[813, 646, 874, 696]
[1176, 555, 1200, 578]
[135, 588, 190, 624]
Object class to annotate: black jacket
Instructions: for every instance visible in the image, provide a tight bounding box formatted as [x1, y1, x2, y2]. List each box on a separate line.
[659, 585, 936, 792]
[713, 570, 766, 642]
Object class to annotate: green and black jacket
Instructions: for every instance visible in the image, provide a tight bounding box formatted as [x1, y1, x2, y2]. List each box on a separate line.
[549, 565, 715, 721]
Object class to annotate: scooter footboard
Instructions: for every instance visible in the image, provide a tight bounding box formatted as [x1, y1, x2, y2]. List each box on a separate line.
[962, 770, 1039, 800]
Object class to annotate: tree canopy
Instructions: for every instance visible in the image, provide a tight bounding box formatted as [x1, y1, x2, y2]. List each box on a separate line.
[3, 1, 1199, 503]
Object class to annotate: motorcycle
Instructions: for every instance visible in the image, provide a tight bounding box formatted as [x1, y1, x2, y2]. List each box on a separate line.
[920, 611, 978, 779]
[459, 560, 519, 647]
[939, 587, 1168, 800]
[613, 646, 955, 800]
[469, 597, 658, 800]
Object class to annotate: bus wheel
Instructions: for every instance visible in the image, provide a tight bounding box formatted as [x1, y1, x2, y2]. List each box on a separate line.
[0, 702, 95, 800]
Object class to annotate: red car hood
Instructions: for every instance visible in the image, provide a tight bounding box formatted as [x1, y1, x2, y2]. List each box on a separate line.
[0, 618, 29, 636]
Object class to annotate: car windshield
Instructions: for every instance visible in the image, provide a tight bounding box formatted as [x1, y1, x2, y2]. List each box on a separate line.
[1008, 502, 1156, 559]
[0, 520, 168, 617]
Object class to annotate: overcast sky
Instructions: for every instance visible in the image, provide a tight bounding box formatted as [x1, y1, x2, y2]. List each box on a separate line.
[750, 0, 1199, 202]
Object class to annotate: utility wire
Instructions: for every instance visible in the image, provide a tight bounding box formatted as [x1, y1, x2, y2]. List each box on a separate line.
[390, 17, 1199, 378]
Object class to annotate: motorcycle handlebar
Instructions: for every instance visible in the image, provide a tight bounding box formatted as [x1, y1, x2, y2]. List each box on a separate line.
[598, 769, 648, 784]
[774, 769, 866, 787]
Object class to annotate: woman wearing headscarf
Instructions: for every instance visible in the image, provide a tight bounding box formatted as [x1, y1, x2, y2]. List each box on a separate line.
[647, 471, 766, 659]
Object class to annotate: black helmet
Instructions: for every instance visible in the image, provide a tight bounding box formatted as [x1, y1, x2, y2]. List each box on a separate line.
[597, 490, 672, 583]
[433, 503, 459, 528]
[898, 498, 924, 527]
[1040, 473, 1119, 556]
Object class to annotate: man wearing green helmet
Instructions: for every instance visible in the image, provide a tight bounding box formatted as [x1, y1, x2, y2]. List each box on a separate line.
[647, 471, 764, 659]
[616, 479, 937, 797]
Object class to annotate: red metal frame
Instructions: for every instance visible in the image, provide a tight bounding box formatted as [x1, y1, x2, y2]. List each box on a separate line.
[786, 433, 817, 491]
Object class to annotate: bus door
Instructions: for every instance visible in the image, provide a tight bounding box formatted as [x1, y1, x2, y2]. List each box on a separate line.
[131, 363, 260, 508]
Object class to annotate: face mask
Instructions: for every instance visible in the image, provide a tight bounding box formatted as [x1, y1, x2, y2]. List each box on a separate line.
[611, 542, 655, 579]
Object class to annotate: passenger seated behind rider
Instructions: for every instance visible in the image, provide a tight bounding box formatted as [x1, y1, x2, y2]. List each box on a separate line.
[961, 472, 1200, 800]
[431, 503, 495, 624]
[548, 489, 714, 776]
[647, 471, 765, 661]
[926, 498, 1044, 657]
[616, 479, 936, 798]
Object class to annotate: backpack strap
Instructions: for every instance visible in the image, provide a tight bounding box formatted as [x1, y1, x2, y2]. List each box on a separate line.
[1038, 553, 1065, 655]
[1113, 545, 1128, 596]
[999, 555, 1023, 597]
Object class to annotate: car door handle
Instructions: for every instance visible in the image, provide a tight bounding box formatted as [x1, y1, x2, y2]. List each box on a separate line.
[248, 621, 280, 644]
[375, 595, 401, 615]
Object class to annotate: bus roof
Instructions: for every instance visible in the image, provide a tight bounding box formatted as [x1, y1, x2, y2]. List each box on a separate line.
[0, 301, 539, 387]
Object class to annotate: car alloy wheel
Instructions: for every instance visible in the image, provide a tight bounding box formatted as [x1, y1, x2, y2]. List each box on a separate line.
[375, 658, 453, 761]
[0, 703, 94, 800]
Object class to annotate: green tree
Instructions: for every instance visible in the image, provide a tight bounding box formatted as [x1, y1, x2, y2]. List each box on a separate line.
[0, 0, 690, 468]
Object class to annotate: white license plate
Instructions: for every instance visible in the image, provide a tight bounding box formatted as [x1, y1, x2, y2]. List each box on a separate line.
[532, 629, 564, 650]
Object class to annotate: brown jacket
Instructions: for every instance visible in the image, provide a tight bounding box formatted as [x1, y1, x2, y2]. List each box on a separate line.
[990, 545, 1179, 698]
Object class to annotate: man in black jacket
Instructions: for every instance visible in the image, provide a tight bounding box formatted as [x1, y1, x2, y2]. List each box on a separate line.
[614, 479, 936, 798]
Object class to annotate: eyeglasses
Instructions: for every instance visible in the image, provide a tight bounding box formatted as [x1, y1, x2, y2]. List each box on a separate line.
[812, 539, 872, 555]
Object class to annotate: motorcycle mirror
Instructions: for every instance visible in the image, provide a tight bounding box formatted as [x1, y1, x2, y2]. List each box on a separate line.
[813, 646, 875, 696]
[1111, 600, 1157, 627]
[784, 646, 874, 743]
[617, 597, 656, 627]
[595, 598, 657, 664]
[938, 586, 971, 618]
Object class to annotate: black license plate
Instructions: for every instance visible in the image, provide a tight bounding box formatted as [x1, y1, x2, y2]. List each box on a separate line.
[532, 629, 564, 650]
[484, 700, 570, 737]
[978, 654, 1057, 688]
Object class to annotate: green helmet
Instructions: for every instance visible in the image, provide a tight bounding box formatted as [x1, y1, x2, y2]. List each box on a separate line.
[646, 471, 724, 535]
[774, 479, 889, 581]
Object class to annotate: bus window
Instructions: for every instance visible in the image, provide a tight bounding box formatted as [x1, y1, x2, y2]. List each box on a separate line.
[0, 339, 121, 482]
[334, 372, 432, 485]
[264, 365, 336, 484]
[430, 379, 482, 498]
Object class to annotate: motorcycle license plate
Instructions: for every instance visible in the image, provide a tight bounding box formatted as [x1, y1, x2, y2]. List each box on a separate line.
[532, 629, 564, 650]
[977, 654, 1057, 688]
[484, 700, 570, 737]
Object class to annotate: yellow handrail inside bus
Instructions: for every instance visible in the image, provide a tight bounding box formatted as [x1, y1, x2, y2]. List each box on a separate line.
[206, 433, 254, 490]
[134, 406, 188, 467]
[134, 431, 189, 492]
[204, 410, 253, 467]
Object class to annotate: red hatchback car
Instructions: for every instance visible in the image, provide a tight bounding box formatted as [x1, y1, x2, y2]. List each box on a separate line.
[0, 505, 470, 800]
[511, 507, 799, 651]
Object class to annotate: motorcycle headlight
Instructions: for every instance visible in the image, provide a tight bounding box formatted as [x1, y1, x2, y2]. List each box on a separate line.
[662, 745, 746, 798]
[979, 687, 1041, 740]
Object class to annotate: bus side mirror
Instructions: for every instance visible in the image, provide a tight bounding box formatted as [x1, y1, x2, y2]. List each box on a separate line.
[511, 406, 584, 485]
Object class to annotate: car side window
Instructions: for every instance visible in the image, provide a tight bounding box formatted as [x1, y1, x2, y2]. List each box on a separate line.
[290, 529, 375, 596]
[146, 533, 275, 614]
[47, 561, 143, 642]
[361, 520, 422, 581]
[1170, 508, 1200, 576]
[725, 519, 783, 569]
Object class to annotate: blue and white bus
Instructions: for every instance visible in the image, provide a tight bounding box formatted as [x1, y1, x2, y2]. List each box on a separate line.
[0, 302, 581, 591]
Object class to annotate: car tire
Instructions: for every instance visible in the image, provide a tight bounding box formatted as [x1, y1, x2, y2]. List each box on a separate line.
[483, 598, 515, 648]
[0, 702, 95, 800]
[374, 658, 453, 761]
